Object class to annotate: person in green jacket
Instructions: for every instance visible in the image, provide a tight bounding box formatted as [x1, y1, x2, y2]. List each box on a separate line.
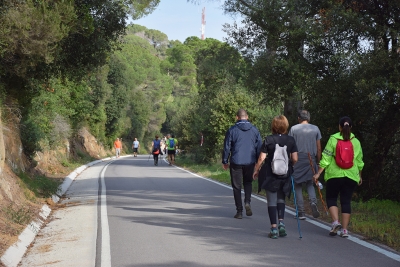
[313, 116, 364, 238]
[166, 134, 178, 165]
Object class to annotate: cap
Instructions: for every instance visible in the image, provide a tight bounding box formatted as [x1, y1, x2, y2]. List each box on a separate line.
[339, 116, 352, 127]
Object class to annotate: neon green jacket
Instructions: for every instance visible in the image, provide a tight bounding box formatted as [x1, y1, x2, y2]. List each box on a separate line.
[166, 138, 178, 150]
[319, 132, 364, 183]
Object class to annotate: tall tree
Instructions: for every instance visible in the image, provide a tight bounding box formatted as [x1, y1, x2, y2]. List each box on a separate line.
[223, 0, 400, 201]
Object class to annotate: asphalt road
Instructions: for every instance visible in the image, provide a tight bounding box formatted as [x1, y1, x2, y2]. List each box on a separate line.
[19, 155, 400, 267]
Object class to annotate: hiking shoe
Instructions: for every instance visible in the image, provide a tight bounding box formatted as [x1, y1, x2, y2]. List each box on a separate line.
[329, 222, 342, 236]
[340, 229, 349, 238]
[311, 203, 320, 218]
[234, 212, 242, 219]
[269, 228, 278, 239]
[294, 212, 306, 220]
[245, 202, 253, 216]
[278, 222, 287, 237]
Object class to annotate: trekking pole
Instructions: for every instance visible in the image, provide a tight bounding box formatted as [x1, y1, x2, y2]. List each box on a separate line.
[291, 175, 303, 239]
[147, 153, 151, 162]
[308, 153, 329, 215]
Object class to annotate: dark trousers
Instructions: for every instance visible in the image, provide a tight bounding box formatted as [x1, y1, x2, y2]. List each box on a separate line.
[153, 154, 159, 165]
[230, 163, 254, 212]
[326, 177, 357, 213]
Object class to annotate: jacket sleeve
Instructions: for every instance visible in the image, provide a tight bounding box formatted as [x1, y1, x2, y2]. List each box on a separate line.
[222, 128, 232, 164]
[354, 139, 364, 171]
[319, 136, 335, 169]
[255, 129, 262, 160]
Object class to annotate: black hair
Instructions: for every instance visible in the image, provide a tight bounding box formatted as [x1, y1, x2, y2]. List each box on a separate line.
[339, 116, 352, 141]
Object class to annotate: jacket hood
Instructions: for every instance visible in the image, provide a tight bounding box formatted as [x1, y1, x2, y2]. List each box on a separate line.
[235, 120, 253, 131]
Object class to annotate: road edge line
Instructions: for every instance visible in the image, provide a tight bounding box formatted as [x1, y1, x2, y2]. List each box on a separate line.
[172, 163, 400, 263]
[0, 156, 128, 267]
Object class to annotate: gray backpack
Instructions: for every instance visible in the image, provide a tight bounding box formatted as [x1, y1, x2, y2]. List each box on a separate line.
[271, 137, 289, 178]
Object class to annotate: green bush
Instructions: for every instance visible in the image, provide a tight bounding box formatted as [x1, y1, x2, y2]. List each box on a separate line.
[20, 117, 44, 159]
[18, 172, 61, 198]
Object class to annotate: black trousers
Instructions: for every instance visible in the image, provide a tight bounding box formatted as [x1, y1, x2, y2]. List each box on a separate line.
[153, 154, 159, 165]
[326, 177, 357, 213]
[230, 163, 254, 212]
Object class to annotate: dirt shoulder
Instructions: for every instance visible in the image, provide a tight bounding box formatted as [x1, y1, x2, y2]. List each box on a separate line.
[0, 126, 113, 258]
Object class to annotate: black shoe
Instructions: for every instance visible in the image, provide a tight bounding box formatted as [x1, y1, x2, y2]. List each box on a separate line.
[294, 212, 306, 220]
[234, 212, 242, 219]
[245, 202, 253, 216]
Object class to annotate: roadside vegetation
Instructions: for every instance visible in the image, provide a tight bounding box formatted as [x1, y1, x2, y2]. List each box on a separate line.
[176, 154, 400, 252]
[0, 0, 400, 259]
[18, 172, 62, 198]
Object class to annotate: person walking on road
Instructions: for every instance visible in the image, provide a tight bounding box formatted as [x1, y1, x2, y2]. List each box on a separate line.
[132, 138, 140, 157]
[253, 115, 298, 239]
[166, 134, 177, 165]
[313, 116, 364, 237]
[151, 136, 161, 166]
[222, 108, 262, 219]
[288, 110, 322, 219]
[114, 138, 122, 158]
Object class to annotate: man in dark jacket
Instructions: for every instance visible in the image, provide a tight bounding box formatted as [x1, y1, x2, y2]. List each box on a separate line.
[222, 109, 262, 219]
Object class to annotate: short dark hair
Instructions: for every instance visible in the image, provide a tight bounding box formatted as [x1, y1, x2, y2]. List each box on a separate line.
[236, 108, 248, 119]
[298, 110, 310, 122]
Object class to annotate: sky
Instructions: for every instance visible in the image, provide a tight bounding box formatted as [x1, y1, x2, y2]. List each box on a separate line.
[131, 0, 242, 42]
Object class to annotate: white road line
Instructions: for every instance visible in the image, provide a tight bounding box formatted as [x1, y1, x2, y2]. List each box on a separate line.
[100, 163, 112, 267]
[172, 163, 400, 262]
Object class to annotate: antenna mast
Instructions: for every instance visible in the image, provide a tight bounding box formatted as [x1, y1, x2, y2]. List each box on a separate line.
[201, 7, 206, 40]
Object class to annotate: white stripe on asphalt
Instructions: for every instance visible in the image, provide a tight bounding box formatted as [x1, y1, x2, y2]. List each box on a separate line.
[172, 162, 400, 262]
[100, 162, 112, 267]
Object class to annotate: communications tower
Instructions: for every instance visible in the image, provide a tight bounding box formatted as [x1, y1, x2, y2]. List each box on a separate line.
[201, 7, 206, 40]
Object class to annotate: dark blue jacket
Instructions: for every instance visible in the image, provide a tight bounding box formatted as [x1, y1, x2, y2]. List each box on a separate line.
[222, 120, 262, 165]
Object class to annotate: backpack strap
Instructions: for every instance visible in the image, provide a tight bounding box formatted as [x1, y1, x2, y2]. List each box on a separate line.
[271, 135, 280, 146]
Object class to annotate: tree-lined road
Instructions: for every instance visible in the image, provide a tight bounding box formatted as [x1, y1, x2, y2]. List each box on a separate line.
[20, 156, 400, 267]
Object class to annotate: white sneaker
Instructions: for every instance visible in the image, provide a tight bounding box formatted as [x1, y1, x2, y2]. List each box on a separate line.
[330, 222, 342, 236]
[340, 229, 349, 238]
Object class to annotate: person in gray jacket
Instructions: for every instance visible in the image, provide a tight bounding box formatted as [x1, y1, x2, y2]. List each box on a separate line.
[288, 110, 321, 219]
[222, 109, 262, 219]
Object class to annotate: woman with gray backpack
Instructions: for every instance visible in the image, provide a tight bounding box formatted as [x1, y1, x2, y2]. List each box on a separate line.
[253, 115, 298, 239]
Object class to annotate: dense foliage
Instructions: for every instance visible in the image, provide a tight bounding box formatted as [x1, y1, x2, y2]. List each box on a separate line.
[0, 0, 162, 153]
[0, 0, 398, 202]
[222, 0, 400, 201]
[160, 36, 278, 162]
